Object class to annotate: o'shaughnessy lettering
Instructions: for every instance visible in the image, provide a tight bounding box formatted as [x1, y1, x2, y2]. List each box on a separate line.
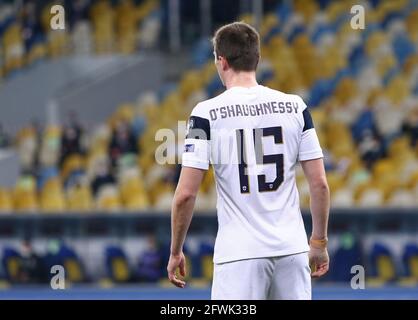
[210, 101, 299, 120]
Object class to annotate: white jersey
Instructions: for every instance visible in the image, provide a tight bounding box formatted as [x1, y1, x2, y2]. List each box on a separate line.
[182, 85, 323, 264]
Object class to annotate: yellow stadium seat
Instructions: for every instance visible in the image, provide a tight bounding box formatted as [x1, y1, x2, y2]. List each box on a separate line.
[326, 172, 345, 193]
[115, 0, 138, 54]
[0, 188, 13, 212]
[39, 178, 66, 212]
[111, 258, 130, 282]
[365, 31, 386, 57]
[3, 23, 25, 74]
[385, 75, 409, 105]
[7, 257, 20, 280]
[179, 70, 204, 100]
[67, 185, 93, 211]
[47, 30, 69, 58]
[294, 0, 319, 22]
[40, 193, 66, 212]
[14, 175, 38, 212]
[116, 104, 136, 122]
[96, 185, 121, 211]
[61, 154, 85, 181]
[26, 42, 47, 65]
[120, 176, 149, 210]
[14, 190, 38, 212]
[260, 13, 279, 38]
[325, 1, 347, 24]
[201, 255, 213, 281]
[334, 78, 358, 105]
[409, 257, 418, 279]
[376, 54, 397, 77]
[406, 10, 418, 41]
[91, 0, 116, 54]
[377, 255, 396, 280]
[64, 258, 84, 283]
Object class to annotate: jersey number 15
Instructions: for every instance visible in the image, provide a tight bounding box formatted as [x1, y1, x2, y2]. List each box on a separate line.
[236, 126, 284, 193]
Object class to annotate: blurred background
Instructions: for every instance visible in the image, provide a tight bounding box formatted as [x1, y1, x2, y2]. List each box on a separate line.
[0, 0, 417, 299]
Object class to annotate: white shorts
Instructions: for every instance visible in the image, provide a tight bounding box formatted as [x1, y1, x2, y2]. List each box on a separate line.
[211, 252, 311, 300]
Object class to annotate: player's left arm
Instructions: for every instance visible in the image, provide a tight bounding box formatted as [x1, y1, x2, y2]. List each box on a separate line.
[167, 166, 205, 288]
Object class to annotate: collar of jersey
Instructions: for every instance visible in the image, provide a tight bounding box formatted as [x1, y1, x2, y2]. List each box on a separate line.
[227, 85, 262, 92]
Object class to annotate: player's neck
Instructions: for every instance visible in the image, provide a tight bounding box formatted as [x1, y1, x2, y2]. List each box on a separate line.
[225, 71, 258, 90]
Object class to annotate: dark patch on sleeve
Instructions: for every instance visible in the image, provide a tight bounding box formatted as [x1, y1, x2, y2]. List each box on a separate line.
[303, 108, 314, 132]
[186, 116, 211, 140]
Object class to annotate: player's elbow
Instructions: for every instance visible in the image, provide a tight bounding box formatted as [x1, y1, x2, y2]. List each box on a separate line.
[310, 178, 329, 195]
[173, 190, 197, 208]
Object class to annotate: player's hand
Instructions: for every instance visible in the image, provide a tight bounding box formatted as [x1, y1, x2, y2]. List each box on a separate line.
[167, 252, 186, 288]
[309, 245, 329, 278]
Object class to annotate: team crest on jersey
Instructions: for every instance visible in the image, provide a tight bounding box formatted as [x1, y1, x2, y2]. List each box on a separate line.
[184, 144, 195, 152]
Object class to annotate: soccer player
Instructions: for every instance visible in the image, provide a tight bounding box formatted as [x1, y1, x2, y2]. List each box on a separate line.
[167, 22, 330, 300]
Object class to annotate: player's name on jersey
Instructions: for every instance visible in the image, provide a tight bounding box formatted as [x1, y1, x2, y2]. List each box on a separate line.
[209, 101, 299, 120]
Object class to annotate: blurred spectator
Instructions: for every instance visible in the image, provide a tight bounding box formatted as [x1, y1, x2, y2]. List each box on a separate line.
[67, 0, 91, 28]
[21, 1, 43, 51]
[91, 158, 116, 196]
[0, 123, 10, 148]
[29, 119, 44, 174]
[60, 111, 84, 165]
[18, 240, 44, 284]
[402, 108, 418, 147]
[358, 130, 384, 169]
[109, 120, 138, 167]
[137, 234, 163, 283]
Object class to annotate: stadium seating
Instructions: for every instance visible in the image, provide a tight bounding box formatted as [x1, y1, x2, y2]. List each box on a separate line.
[0, 0, 417, 213]
[0, 0, 161, 80]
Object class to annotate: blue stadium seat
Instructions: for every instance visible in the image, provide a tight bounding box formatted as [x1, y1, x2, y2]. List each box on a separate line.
[402, 243, 418, 279]
[43, 242, 85, 283]
[288, 25, 306, 44]
[37, 167, 59, 191]
[192, 38, 213, 67]
[197, 242, 214, 280]
[276, 1, 293, 25]
[393, 35, 415, 66]
[105, 245, 131, 282]
[369, 243, 397, 281]
[57, 244, 85, 282]
[1, 247, 21, 282]
[310, 24, 333, 45]
[263, 25, 281, 44]
[157, 82, 177, 102]
[206, 75, 223, 98]
[382, 66, 400, 86]
[259, 69, 274, 84]
[308, 78, 335, 107]
[382, 11, 405, 29]
[351, 109, 377, 142]
[330, 235, 363, 282]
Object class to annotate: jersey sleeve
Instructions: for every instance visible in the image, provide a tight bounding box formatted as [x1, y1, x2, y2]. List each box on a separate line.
[298, 105, 323, 161]
[181, 107, 211, 170]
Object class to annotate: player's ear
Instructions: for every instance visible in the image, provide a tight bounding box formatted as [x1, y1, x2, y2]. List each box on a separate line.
[220, 56, 229, 71]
